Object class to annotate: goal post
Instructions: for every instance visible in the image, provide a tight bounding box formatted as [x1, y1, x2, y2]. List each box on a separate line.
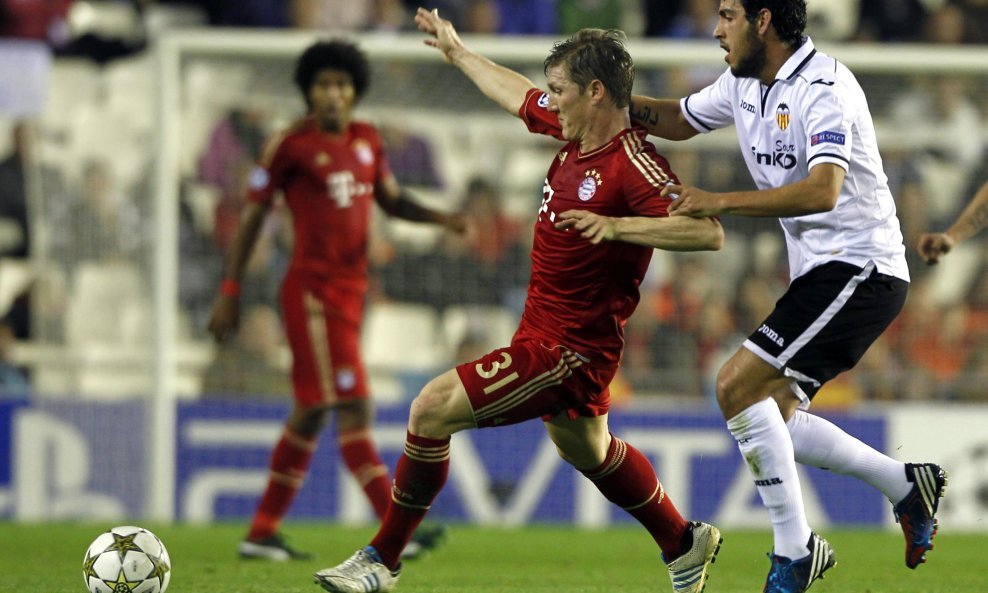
[148, 31, 988, 523]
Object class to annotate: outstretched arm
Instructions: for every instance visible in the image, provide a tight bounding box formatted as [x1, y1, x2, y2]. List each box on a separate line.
[556, 210, 724, 252]
[665, 163, 845, 218]
[375, 173, 467, 233]
[630, 95, 699, 141]
[415, 7, 534, 115]
[917, 180, 988, 265]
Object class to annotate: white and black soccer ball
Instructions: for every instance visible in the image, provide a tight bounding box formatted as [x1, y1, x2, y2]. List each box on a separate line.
[82, 526, 171, 593]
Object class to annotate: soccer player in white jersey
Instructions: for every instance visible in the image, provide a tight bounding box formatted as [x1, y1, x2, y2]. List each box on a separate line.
[622, 1, 947, 592]
[917, 180, 988, 264]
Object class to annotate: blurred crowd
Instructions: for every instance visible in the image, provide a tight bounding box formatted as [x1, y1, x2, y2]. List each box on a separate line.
[0, 0, 987, 404]
[3, 0, 988, 54]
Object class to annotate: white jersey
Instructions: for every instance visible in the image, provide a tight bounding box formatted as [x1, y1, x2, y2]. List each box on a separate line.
[680, 37, 909, 282]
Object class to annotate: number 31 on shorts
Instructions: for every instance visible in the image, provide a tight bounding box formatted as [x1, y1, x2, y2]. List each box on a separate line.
[475, 352, 520, 394]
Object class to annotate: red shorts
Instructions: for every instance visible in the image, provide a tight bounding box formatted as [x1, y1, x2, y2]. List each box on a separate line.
[281, 271, 369, 406]
[455, 338, 616, 428]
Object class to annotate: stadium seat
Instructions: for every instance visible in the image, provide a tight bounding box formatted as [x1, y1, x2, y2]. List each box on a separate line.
[362, 302, 449, 373]
[103, 55, 154, 129]
[65, 261, 149, 347]
[441, 304, 518, 358]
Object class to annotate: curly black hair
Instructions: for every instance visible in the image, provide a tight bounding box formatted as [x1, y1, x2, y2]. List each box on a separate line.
[741, 0, 807, 47]
[294, 40, 371, 105]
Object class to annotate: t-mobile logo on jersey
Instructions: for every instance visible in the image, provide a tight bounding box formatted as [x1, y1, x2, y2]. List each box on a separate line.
[326, 171, 372, 208]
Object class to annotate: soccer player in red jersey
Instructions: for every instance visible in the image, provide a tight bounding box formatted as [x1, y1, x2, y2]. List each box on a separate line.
[315, 10, 725, 593]
[207, 40, 465, 561]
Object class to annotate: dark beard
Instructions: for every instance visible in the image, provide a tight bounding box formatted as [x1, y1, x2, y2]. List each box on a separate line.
[731, 33, 767, 79]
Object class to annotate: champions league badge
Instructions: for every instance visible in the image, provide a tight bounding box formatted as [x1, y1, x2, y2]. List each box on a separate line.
[537, 92, 549, 108]
[579, 169, 602, 201]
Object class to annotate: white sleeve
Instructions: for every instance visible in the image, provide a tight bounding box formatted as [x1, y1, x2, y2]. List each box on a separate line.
[802, 79, 853, 172]
[679, 69, 736, 134]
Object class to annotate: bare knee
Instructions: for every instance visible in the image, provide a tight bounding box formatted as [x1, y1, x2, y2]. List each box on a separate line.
[555, 442, 606, 470]
[716, 351, 794, 419]
[715, 357, 772, 419]
[715, 363, 743, 411]
[407, 373, 473, 439]
[545, 418, 611, 471]
[335, 399, 373, 433]
[408, 387, 447, 438]
[288, 405, 329, 437]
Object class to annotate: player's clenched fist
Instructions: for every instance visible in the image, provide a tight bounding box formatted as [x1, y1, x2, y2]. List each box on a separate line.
[916, 232, 955, 265]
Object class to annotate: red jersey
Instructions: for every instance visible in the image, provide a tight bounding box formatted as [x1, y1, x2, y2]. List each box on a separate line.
[248, 117, 392, 293]
[515, 88, 679, 369]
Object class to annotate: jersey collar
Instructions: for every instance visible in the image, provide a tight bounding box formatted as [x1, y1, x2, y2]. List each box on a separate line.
[575, 126, 645, 161]
[776, 36, 816, 82]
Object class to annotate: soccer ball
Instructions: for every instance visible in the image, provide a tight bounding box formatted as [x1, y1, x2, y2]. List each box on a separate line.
[82, 526, 171, 593]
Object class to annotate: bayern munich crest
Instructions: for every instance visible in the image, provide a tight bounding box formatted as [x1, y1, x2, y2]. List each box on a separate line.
[353, 140, 374, 165]
[248, 166, 269, 190]
[579, 169, 602, 201]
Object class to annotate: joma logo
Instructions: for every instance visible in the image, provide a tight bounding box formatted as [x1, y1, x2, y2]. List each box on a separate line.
[757, 324, 785, 347]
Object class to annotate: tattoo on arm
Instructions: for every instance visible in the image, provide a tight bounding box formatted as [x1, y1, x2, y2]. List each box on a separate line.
[630, 103, 659, 127]
[969, 203, 988, 234]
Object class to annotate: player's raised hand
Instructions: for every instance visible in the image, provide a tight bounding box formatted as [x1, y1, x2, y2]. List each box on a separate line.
[415, 7, 464, 63]
[556, 210, 617, 244]
[916, 231, 955, 265]
[665, 184, 722, 217]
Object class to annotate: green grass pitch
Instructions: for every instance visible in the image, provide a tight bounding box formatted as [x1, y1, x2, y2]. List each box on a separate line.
[2, 522, 983, 592]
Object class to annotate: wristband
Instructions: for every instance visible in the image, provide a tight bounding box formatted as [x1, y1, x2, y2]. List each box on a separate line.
[220, 278, 241, 298]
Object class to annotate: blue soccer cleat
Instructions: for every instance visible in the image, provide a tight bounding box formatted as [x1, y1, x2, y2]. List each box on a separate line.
[894, 462, 948, 569]
[763, 532, 836, 593]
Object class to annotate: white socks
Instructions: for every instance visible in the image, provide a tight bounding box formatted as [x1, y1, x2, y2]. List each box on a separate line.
[787, 409, 911, 504]
[727, 398, 811, 560]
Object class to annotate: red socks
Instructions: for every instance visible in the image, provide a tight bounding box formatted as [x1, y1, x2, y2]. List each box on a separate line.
[338, 427, 392, 519]
[582, 435, 688, 558]
[370, 432, 450, 569]
[248, 426, 316, 540]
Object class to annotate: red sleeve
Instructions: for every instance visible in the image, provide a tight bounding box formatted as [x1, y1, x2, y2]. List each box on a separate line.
[246, 133, 290, 207]
[518, 88, 565, 140]
[622, 139, 679, 216]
